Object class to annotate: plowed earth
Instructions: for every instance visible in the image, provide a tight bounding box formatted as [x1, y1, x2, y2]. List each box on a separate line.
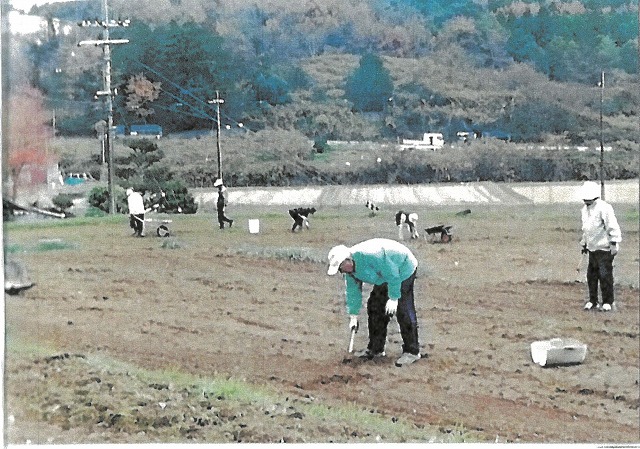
[5, 203, 639, 443]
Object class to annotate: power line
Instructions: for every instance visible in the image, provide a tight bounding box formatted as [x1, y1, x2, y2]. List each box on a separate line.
[133, 61, 218, 120]
[77, 0, 129, 214]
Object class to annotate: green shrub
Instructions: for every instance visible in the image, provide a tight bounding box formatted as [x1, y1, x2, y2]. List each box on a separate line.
[313, 138, 331, 154]
[87, 186, 128, 214]
[52, 193, 74, 212]
[145, 180, 198, 214]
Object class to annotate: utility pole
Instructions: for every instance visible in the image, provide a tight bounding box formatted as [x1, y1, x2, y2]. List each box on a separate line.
[78, 0, 129, 214]
[598, 70, 605, 200]
[208, 91, 224, 180]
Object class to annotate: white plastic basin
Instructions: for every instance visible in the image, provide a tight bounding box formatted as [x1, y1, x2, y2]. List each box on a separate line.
[530, 338, 587, 367]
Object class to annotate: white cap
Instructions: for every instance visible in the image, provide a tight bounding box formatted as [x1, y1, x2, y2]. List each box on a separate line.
[579, 181, 600, 201]
[327, 245, 351, 275]
[126, 188, 133, 196]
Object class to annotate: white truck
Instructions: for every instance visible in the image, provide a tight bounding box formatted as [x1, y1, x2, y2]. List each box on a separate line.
[399, 132, 444, 151]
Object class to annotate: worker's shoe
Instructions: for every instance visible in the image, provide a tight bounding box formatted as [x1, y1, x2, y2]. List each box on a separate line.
[601, 303, 613, 312]
[583, 302, 596, 310]
[354, 349, 385, 359]
[395, 352, 421, 367]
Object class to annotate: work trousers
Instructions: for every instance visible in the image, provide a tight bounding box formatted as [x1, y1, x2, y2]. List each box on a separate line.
[366, 270, 420, 355]
[217, 211, 233, 229]
[587, 250, 616, 306]
[289, 211, 306, 232]
[130, 214, 145, 236]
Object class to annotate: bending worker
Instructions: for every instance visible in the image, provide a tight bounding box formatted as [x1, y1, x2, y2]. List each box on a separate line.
[579, 181, 622, 311]
[327, 238, 422, 367]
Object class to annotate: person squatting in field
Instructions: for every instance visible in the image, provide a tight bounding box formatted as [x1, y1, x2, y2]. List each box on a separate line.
[126, 188, 146, 237]
[579, 181, 622, 312]
[327, 238, 422, 367]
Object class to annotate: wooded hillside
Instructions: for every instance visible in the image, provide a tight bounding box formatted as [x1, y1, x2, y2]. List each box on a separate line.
[10, 0, 639, 145]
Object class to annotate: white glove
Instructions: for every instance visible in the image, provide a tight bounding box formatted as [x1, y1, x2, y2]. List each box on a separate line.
[349, 315, 359, 332]
[385, 299, 398, 316]
[610, 242, 619, 256]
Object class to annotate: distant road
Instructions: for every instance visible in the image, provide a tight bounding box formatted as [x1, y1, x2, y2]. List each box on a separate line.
[193, 179, 639, 208]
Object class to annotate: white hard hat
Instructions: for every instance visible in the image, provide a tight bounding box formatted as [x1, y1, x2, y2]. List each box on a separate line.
[579, 181, 600, 201]
[213, 178, 223, 187]
[126, 188, 133, 196]
[327, 245, 351, 275]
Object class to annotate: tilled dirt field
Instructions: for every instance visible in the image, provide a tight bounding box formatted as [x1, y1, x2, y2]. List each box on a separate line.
[4, 203, 640, 443]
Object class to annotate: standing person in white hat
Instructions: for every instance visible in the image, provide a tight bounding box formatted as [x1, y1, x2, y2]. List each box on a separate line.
[327, 238, 422, 367]
[214, 179, 233, 229]
[579, 181, 622, 311]
[126, 188, 146, 237]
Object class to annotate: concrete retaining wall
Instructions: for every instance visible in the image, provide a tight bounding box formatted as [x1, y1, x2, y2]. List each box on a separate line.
[194, 180, 638, 208]
[510, 180, 639, 204]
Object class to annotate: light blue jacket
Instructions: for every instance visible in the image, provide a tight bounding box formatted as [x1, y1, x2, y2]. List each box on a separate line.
[342, 238, 418, 315]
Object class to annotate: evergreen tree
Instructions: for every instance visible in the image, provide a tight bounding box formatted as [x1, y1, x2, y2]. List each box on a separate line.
[344, 53, 393, 113]
[253, 73, 291, 105]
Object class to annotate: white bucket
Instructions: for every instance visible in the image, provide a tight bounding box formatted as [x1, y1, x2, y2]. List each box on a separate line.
[530, 338, 587, 367]
[248, 219, 260, 234]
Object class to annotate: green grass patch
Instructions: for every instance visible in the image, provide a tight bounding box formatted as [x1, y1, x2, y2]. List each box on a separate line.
[312, 152, 330, 162]
[5, 239, 77, 253]
[34, 239, 76, 252]
[622, 207, 640, 223]
[160, 238, 184, 249]
[5, 243, 23, 254]
[84, 206, 108, 218]
[4, 214, 123, 231]
[257, 212, 285, 219]
[5, 339, 475, 443]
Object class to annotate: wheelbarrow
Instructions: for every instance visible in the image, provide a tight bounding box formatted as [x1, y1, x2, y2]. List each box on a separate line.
[145, 217, 172, 237]
[131, 213, 173, 237]
[425, 225, 453, 243]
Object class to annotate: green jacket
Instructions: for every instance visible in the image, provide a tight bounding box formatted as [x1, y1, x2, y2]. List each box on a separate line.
[342, 238, 418, 315]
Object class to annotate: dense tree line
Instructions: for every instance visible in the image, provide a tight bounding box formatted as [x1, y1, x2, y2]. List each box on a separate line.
[12, 0, 639, 146]
[54, 132, 639, 189]
[184, 145, 640, 187]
